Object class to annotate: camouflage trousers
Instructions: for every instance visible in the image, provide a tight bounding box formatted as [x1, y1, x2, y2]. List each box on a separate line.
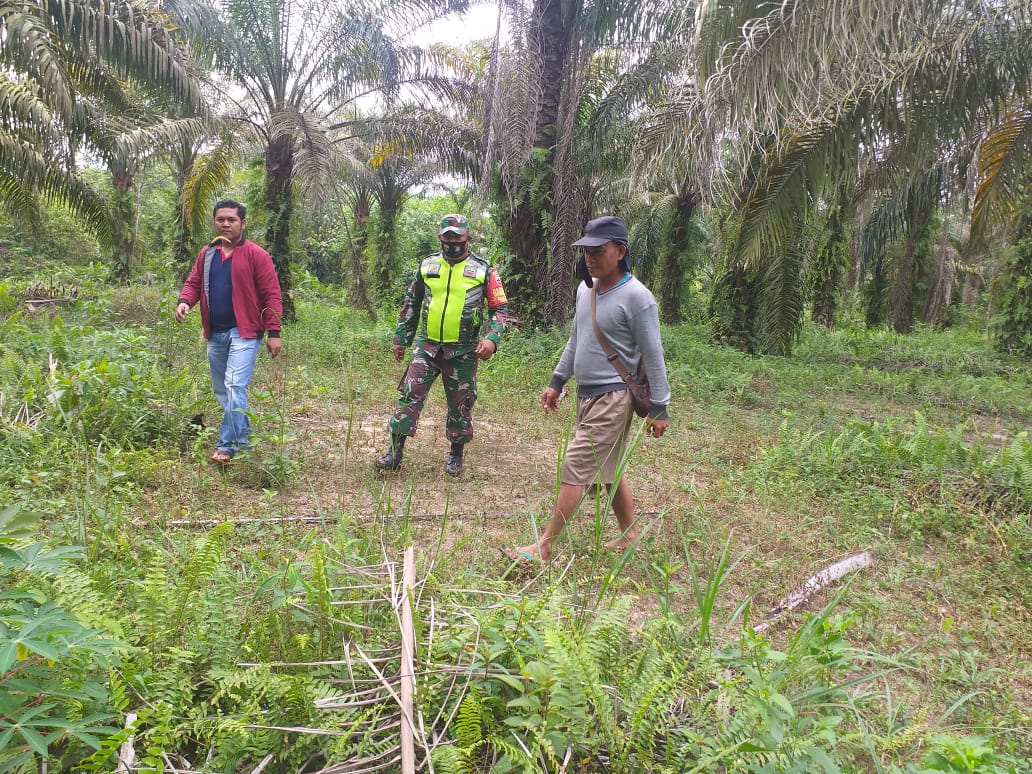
[388, 347, 479, 443]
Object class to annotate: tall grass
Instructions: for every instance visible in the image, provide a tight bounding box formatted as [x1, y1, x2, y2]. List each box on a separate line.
[1, 265, 1030, 770]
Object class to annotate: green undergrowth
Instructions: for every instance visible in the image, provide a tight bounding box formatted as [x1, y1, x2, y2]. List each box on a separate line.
[749, 415, 1031, 563]
[1, 268, 1031, 771]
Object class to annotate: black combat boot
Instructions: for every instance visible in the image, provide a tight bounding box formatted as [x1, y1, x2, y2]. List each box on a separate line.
[375, 435, 406, 472]
[444, 442, 464, 477]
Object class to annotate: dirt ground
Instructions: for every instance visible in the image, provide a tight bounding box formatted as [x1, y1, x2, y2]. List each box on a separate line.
[153, 382, 1032, 722]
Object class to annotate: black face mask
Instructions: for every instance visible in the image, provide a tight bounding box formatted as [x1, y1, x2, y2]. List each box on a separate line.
[442, 241, 467, 260]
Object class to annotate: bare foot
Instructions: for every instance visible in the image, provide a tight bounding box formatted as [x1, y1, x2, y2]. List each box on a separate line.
[604, 533, 640, 552]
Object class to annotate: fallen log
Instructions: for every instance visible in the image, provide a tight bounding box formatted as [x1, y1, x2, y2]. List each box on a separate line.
[755, 551, 875, 634]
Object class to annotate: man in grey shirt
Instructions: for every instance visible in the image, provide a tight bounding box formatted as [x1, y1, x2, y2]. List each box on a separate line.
[506, 216, 670, 563]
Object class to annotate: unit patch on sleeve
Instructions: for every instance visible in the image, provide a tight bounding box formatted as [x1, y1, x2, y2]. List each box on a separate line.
[486, 267, 508, 306]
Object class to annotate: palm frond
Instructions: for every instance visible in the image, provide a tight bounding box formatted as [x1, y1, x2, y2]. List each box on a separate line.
[0, 133, 111, 242]
[183, 132, 239, 234]
[972, 108, 1032, 238]
[0, 75, 56, 138]
[732, 103, 865, 271]
[44, 0, 203, 112]
[855, 161, 951, 277]
[275, 108, 344, 212]
[1, 5, 77, 119]
[756, 231, 806, 355]
[113, 116, 210, 162]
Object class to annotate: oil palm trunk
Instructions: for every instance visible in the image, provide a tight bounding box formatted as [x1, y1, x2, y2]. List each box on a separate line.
[265, 133, 296, 322]
[887, 201, 933, 334]
[658, 193, 699, 324]
[502, 0, 576, 323]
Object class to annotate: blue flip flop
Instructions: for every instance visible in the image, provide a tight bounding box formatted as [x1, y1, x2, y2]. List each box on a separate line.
[499, 547, 537, 564]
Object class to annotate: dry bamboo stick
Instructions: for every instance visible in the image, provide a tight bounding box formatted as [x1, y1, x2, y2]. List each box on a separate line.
[169, 516, 330, 526]
[329, 599, 393, 607]
[351, 644, 407, 727]
[248, 753, 274, 773]
[170, 508, 668, 528]
[115, 712, 137, 773]
[314, 691, 395, 708]
[317, 683, 395, 699]
[245, 719, 400, 736]
[399, 547, 417, 774]
[314, 697, 393, 710]
[315, 752, 402, 774]
[237, 658, 391, 668]
[313, 676, 398, 689]
[344, 640, 357, 691]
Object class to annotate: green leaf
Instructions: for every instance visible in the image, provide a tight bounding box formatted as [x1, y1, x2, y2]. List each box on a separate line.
[522, 660, 552, 684]
[503, 714, 543, 729]
[506, 695, 541, 711]
[0, 642, 17, 673]
[18, 724, 51, 756]
[770, 691, 796, 718]
[14, 637, 61, 662]
[806, 746, 841, 773]
[0, 504, 38, 544]
[491, 673, 525, 691]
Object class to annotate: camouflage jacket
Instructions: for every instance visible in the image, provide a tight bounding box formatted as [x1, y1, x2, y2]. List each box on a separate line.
[393, 251, 508, 355]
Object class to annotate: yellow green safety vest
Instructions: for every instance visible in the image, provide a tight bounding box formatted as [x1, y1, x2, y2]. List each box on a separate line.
[419, 254, 489, 344]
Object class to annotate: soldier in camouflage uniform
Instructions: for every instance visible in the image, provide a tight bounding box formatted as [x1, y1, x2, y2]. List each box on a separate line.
[375, 214, 509, 476]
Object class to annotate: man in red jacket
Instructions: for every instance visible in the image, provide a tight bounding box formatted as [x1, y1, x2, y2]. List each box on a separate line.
[175, 200, 283, 464]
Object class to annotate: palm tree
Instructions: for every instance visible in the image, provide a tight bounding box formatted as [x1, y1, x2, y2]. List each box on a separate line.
[96, 95, 213, 277]
[486, 0, 673, 325]
[625, 176, 704, 324]
[973, 107, 1032, 353]
[678, 0, 1032, 352]
[990, 206, 1032, 355]
[170, 124, 238, 275]
[0, 0, 203, 249]
[808, 187, 851, 328]
[208, 0, 474, 322]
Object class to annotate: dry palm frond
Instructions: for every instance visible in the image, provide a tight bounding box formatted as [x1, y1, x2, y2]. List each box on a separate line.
[972, 108, 1032, 239]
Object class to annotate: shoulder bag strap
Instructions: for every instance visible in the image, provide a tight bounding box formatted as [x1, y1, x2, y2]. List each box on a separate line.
[591, 285, 636, 385]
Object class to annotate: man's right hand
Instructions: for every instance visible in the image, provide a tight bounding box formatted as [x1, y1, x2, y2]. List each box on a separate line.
[392, 344, 406, 362]
[174, 302, 189, 323]
[541, 387, 561, 412]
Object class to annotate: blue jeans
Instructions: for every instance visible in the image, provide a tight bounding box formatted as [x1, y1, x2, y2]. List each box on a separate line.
[207, 328, 261, 453]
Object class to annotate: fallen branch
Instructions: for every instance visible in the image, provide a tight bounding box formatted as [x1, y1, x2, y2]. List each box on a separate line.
[249, 754, 274, 774]
[169, 508, 669, 528]
[755, 551, 875, 633]
[400, 547, 416, 774]
[115, 712, 137, 773]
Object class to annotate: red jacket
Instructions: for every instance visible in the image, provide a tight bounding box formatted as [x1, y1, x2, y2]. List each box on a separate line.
[178, 239, 283, 339]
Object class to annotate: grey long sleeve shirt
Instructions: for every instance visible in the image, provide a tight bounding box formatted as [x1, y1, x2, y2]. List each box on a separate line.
[548, 275, 671, 420]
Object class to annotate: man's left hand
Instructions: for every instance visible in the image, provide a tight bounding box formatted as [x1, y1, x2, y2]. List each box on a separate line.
[646, 418, 669, 438]
[474, 339, 497, 360]
[267, 337, 282, 358]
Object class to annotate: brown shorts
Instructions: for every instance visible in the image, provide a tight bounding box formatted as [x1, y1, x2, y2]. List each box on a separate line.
[560, 389, 635, 486]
